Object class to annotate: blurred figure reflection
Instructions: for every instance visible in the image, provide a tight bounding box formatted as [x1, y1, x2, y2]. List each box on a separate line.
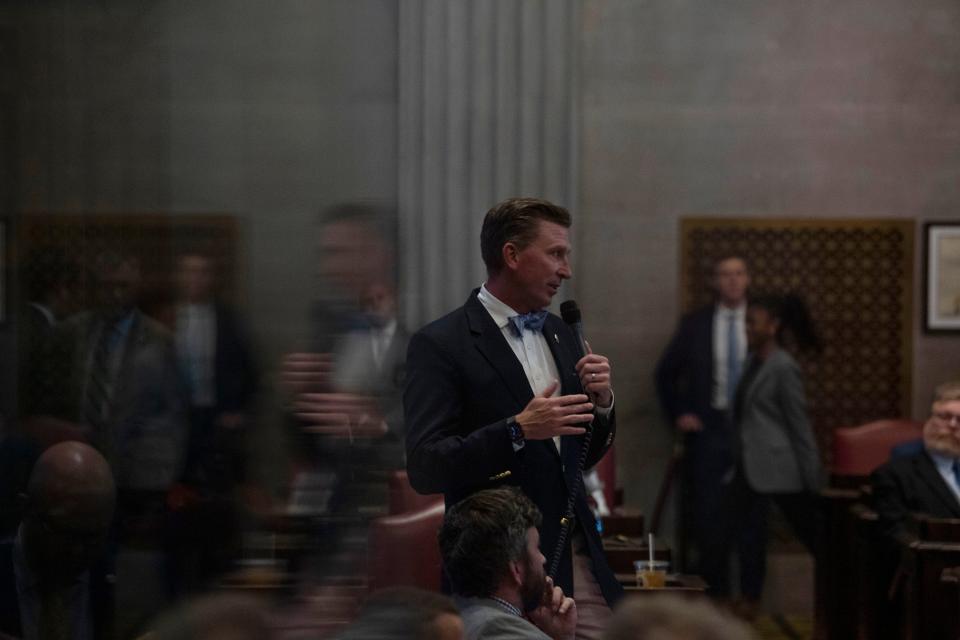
[45, 251, 188, 637]
[17, 248, 82, 420]
[280, 204, 407, 534]
[169, 252, 258, 596]
[0, 441, 115, 640]
[146, 593, 271, 640]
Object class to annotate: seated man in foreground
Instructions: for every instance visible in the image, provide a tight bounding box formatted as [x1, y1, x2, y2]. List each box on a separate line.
[438, 487, 577, 640]
[872, 379, 960, 541]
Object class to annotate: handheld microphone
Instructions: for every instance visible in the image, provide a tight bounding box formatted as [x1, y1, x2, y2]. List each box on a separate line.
[547, 299, 597, 580]
[560, 300, 588, 359]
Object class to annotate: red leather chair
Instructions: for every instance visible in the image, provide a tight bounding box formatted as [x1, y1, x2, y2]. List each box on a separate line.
[387, 470, 443, 515]
[368, 500, 445, 592]
[817, 419, 922, 638]
[831, 419, 923, 481]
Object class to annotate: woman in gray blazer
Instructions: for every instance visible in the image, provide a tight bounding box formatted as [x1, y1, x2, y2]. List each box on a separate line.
[727, 294, 823, 614]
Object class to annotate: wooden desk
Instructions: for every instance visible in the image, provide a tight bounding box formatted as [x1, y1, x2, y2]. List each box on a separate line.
[620, 574, 708, 595]
[602, 537, 671, 575]
[814, 486, 861, 640]
[601, 508, 644, 538]
[899, 537, 960, 640]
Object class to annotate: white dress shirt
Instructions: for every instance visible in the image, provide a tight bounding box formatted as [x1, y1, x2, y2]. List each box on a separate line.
[477, 286, 562, 400]
[927, 448, 960, 507]
[477, 285, 612, 452]
[712, 303, 747, 410]
[176, 303, 216, 407]
[370, 318, 397, 370]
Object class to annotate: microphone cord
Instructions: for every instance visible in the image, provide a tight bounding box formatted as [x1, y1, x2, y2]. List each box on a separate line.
[546, 415, 595, 580]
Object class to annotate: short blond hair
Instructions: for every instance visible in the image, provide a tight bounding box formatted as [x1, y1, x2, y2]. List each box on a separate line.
[933, 381, 960, 404]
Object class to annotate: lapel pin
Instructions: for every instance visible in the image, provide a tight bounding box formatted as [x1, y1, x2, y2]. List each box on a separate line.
[553, 333, 559, 344]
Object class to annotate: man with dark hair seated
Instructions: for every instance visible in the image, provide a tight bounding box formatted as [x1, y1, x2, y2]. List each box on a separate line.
[438, 487, 577, 640]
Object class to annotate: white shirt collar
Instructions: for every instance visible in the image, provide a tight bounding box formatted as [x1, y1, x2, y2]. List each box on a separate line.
[716, 302, 746, 318]
[478, 284, 522, 331]
[489, 596, 523, 618]
[927, 447, 959, 472]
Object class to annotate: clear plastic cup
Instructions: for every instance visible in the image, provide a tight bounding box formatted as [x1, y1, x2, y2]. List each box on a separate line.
[634, 559, 670, 588]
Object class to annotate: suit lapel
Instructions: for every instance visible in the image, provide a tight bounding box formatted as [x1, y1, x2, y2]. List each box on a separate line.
[543, 315, 581, 396]
[465, 292, 533, 409]
[112, 312, 144, 411]
[917, 451, 960, 518]
[702, 308, 715, 369]
[541, 315, 587, 468]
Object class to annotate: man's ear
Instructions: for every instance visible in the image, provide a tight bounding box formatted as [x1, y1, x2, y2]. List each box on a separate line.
[502, 242, 520, 270]
[508, 558, 524, 587]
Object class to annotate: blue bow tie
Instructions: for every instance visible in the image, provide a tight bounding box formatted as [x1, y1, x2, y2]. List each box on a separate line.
[509, 311, 548, 337]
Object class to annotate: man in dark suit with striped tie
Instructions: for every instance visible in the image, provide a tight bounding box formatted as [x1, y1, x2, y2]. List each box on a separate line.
[45, 252, 187, 636]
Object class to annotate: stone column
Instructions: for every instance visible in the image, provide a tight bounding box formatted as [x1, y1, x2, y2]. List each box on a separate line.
[398, 0, 580, 328]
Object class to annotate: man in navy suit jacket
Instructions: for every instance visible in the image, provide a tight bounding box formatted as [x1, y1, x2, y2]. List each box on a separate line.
[404, 198, 621, 635]
[870, 381, 960, 633]
[873, 381, 960, 540]
[654, 256, 750, 597]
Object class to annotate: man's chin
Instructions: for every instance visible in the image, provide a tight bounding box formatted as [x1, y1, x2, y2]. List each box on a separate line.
[520, 574, 548, 612]
[926, 438, 960, 458]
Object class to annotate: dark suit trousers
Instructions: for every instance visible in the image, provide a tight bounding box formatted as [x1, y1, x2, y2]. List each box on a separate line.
[683, 409, 738, 594]
[699, 467, 768, 600]
[705, 467, 820, 600]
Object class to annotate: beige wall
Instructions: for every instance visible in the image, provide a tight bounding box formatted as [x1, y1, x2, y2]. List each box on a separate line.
[577, 0, 960, 527]
[4, 1, 958, 527]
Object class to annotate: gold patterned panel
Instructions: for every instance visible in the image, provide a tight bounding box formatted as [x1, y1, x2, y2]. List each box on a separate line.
[680, 218, 914, 467]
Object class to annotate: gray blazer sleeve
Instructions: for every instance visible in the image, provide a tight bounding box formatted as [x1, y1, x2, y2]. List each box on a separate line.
[778, 357, 822, 491]
[473, 616, 552, 640]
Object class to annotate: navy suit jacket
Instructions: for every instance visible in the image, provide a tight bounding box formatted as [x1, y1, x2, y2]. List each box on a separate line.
[872, 449, 960, 540]
[654, 305, 734, 477]
[404, 290, 621, 605]
[654, 305, 715, 425]
[211, 305, 258, 413]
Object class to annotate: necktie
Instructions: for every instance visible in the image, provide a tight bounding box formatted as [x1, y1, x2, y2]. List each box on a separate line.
[726, 312, 741, 407]
[953, 459, 960, 494]
[85, 322, 118, 461]
[509, 310, 548, 337]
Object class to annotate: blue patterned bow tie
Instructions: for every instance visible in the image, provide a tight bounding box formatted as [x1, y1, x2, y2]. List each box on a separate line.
[509, 311, 548, 337]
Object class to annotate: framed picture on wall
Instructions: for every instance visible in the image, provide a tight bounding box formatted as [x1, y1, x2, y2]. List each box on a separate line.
[924, 221, 960, 333]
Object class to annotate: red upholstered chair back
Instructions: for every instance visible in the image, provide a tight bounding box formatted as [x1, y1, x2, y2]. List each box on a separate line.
[831, 419, 924, 478]
[368, 501, 446, 592]
[388, 470, 444, 515]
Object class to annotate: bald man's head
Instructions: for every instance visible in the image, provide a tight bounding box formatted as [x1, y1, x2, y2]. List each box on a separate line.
[22, 442, 115, 582]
